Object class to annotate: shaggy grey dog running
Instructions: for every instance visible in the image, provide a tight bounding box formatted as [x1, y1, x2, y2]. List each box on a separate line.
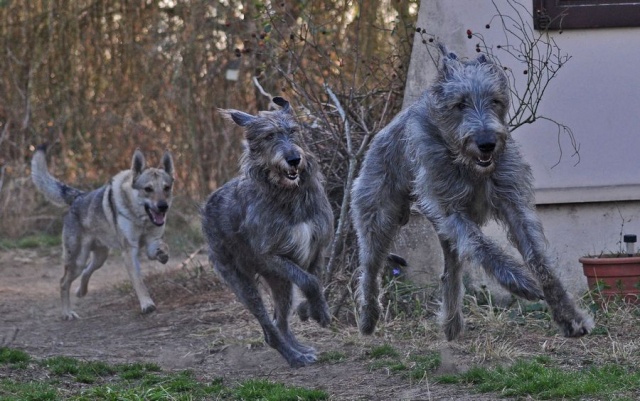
[351, 45, 593, 340]
[202, 98, 334, 368]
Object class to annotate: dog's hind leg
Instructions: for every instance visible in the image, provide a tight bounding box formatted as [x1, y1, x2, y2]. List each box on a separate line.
[60, 234, 89, 320]
[439, 239, 465, 341]
[215, 261, 315, 367]
[76, 245, 109, 298]
[124, 247, 156, 314]
[498, 203, 594, 337]
[264, 275, 316, 357]
[352, 195, 410, 335]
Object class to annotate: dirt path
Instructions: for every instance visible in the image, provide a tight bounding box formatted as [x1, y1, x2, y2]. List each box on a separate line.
[0, 247, 507, 400]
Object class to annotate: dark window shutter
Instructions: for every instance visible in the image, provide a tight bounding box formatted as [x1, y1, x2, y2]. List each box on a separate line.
[534, 0, 640, 30]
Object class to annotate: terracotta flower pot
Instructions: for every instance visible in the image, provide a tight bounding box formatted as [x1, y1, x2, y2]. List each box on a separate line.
[580, 255, 640, 303]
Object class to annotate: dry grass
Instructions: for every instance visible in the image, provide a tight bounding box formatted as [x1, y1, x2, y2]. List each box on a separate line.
[0, 170, 56, 239]
[5, 242, 640, 399]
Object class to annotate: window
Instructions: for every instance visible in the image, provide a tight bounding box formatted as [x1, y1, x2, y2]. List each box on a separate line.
[533, 0, 640, 30]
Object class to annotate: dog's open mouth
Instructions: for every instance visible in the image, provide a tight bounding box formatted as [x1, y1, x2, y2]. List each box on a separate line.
[476, 154, 493, 168]
[285, 168, 299, 181]
[145, 205, 166, 226]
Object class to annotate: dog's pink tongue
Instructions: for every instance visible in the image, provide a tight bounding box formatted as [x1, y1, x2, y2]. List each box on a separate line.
[151, 210, 166, 225]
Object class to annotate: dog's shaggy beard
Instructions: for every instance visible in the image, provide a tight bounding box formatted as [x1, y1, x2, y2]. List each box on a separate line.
[267, 156, 306, 189]
[458, 131, 507, 176]
[244, 154, 309, 190]
[435, 108, 508, 177]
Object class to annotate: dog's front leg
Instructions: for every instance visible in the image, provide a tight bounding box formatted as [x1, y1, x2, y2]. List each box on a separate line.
[498, 202, 593, 337]
[421, 206, 543, 340]
[125, 247, 156, 314]
[435, 211, 545, 301]
[146, 239, 169, 264]
[262, 255, 331, 327]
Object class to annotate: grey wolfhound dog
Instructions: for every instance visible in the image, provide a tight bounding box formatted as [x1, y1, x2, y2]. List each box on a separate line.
[32, 145, 174, 319]
[351, 45, 593, 340]
[202, 97, 334, 367]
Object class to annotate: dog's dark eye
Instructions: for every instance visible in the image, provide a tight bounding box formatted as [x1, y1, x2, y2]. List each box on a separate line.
[456, 102, 466, 111]
[492, 99, 503, 108]
[144, 187, 153, 193]
[265, 133, 275, 140]
[164, 185, 171, 192]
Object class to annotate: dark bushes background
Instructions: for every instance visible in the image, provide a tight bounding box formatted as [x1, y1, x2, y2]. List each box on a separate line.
[0, 0, 416, 239]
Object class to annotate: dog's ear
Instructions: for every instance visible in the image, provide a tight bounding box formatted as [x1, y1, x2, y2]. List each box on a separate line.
[132, 149, 146, 176]
[437, 43, 460, 79]
[160, 150, 174, 177]
[272, 97, 291, 113]
[219, 108, 255, 127]
[437, 42, 458, 61]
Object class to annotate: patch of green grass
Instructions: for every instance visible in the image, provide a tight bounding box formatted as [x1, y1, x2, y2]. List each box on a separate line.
[368, 351, 441, 380]
[42, 355, 80, 376]
[116, 361, 161, 380]
[589, 324, 609, 335]
[440, 356, 640, 399]
[233, 378, 328, 401]
[369, 358, 406, 372]
[2, 348, 325, 400]
[366, 346, 441, 380]
[42, 356, 120, 384]
[80, 380, 226, 400]
[408, 352, 441, 380]
[0, 379, 59, 401]
[0, 234, 61, 249]
[81, 371, 226, 400]
[318, 350, 346, 363]
[0, 347, 30, 364]
[368, 343, 399, 359]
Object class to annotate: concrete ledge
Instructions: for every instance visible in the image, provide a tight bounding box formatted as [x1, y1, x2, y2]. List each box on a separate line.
[535, 184, 640, 205]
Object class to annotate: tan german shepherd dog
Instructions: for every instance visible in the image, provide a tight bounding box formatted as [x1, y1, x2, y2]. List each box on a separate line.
[31, 145, 174, 320]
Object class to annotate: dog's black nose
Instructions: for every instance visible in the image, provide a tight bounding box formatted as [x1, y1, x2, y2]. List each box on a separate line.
[157, 201, 169, 212]
[286, 156, 301, 167]
[478, 142, 496, 153]
[476, 135, 496, 153]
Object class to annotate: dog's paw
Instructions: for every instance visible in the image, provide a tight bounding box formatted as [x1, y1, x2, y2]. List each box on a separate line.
[296, 301, 310, 321]
[287, 350, 318, 368]
[358, 302, 380, 335]
[310, 301, 331, 327]
[141, 302, 157, 315]
[293, 343, 316, 356]
[156, 250, 169, 264]
[76, 285, 88, 298]
[442, 312, 465, 341]
[62, 311, 80, 320]
[559, 314, 594, 338]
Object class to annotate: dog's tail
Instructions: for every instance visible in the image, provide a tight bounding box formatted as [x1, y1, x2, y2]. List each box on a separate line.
[31, 144, 85, 207]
